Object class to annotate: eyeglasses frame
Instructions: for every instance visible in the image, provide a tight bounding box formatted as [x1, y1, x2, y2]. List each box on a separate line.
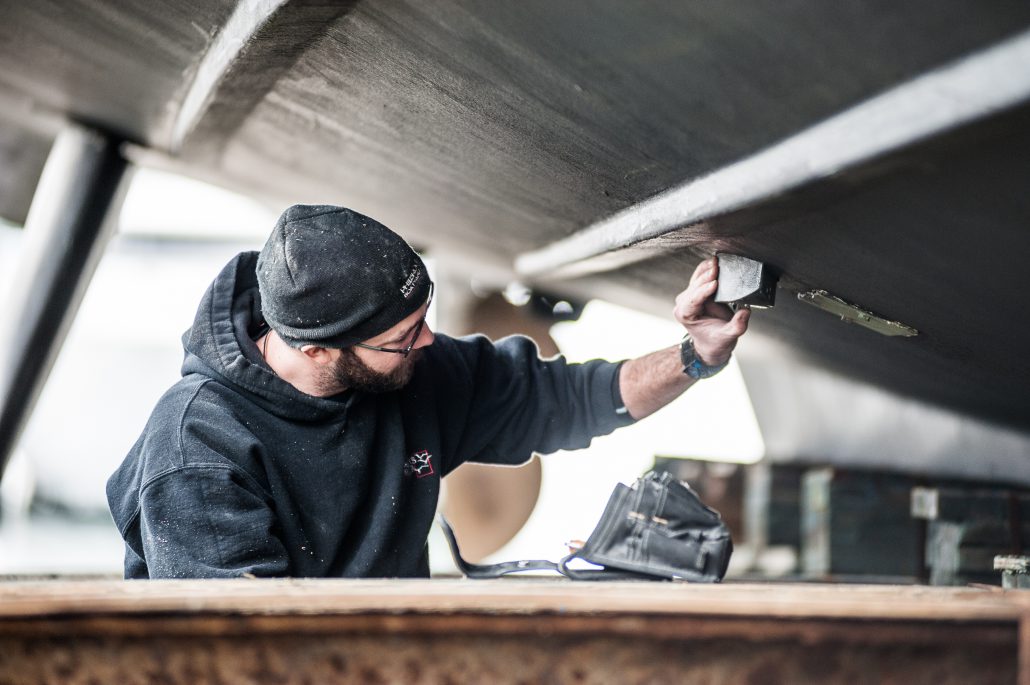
[353, 282, 434, 358]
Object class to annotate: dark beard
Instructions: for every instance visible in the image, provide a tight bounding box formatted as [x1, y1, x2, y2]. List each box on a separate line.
[322, 347, 419, 394]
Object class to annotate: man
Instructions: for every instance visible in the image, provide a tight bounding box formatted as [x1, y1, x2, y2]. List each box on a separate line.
[107, 204, 749, 578]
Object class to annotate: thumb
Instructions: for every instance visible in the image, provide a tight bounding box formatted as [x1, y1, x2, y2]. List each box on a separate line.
[728, 307, 751, 336]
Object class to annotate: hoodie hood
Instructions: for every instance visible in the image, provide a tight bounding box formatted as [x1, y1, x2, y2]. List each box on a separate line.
[182, 251, 356, 422]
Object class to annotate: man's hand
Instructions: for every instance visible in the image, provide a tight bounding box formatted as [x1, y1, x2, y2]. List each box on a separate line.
[619, 257, 752, 420]
[673, 257, 751, 366]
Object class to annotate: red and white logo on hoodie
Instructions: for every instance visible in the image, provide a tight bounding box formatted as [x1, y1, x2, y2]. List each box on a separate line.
[405, 450, 435, 478]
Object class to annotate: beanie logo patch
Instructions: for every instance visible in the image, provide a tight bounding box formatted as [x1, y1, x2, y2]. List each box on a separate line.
[400, 263, 421, 298]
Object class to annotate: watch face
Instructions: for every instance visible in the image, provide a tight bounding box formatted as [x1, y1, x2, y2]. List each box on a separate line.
[680, 336, 697, 363]
[681, 335, 726, 379]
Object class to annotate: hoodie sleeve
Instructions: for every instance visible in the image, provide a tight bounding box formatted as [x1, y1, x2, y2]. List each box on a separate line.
[433, 334, 636, 469]
[137, 465, 290, 578]
[122, 382, 291, 579]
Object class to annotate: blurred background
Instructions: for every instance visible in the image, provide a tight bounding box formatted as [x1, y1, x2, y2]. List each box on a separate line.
[3, 3, 1030, 592]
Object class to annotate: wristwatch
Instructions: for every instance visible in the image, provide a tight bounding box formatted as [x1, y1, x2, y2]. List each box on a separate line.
[679, 334, 728, 379]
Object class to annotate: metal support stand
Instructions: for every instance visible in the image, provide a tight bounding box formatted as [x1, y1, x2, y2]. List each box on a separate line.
[0, 125, 128, 479]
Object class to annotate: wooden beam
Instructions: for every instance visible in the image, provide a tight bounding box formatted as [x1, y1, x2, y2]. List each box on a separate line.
[0, 578, 1022, 623]
[1, 580, 1023, 684]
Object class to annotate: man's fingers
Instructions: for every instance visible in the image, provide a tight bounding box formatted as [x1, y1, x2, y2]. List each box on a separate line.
[679, 291, 751, 365]
[704, 298, 734, 322]
[689, 258, 713, 284]
[689, 257, 716, 288]
[677, 258, 739, 326]
[687, 280, 718, 315]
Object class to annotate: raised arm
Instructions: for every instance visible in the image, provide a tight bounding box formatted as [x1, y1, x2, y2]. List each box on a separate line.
[619, 257, 751, 420]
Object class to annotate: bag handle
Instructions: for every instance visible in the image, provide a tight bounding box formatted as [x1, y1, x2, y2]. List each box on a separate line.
[437, 515, 561, 578]
[437, 515, 660, 581]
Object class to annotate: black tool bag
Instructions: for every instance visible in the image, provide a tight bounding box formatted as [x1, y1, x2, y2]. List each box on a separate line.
[439, 470, 732, 582]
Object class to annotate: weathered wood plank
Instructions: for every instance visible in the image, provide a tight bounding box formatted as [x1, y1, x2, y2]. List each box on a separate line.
[1, 580, 1023, 684]
[0, 579, 1023, 622]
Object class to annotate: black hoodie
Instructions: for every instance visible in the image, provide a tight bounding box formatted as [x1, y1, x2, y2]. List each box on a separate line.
[107, 252, 634, 578]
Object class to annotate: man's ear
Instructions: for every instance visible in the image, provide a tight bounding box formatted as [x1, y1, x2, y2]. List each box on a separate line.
[299, 344, 336, 365]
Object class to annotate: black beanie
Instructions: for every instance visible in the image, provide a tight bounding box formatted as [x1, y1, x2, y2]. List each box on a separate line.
[256, 204, 432, 348]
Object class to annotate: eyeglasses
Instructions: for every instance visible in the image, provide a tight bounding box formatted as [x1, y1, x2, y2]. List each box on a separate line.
[354, 283, 434, 358]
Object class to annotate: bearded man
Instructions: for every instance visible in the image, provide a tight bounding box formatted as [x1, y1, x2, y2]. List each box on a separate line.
[107, 204, 749, 578]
